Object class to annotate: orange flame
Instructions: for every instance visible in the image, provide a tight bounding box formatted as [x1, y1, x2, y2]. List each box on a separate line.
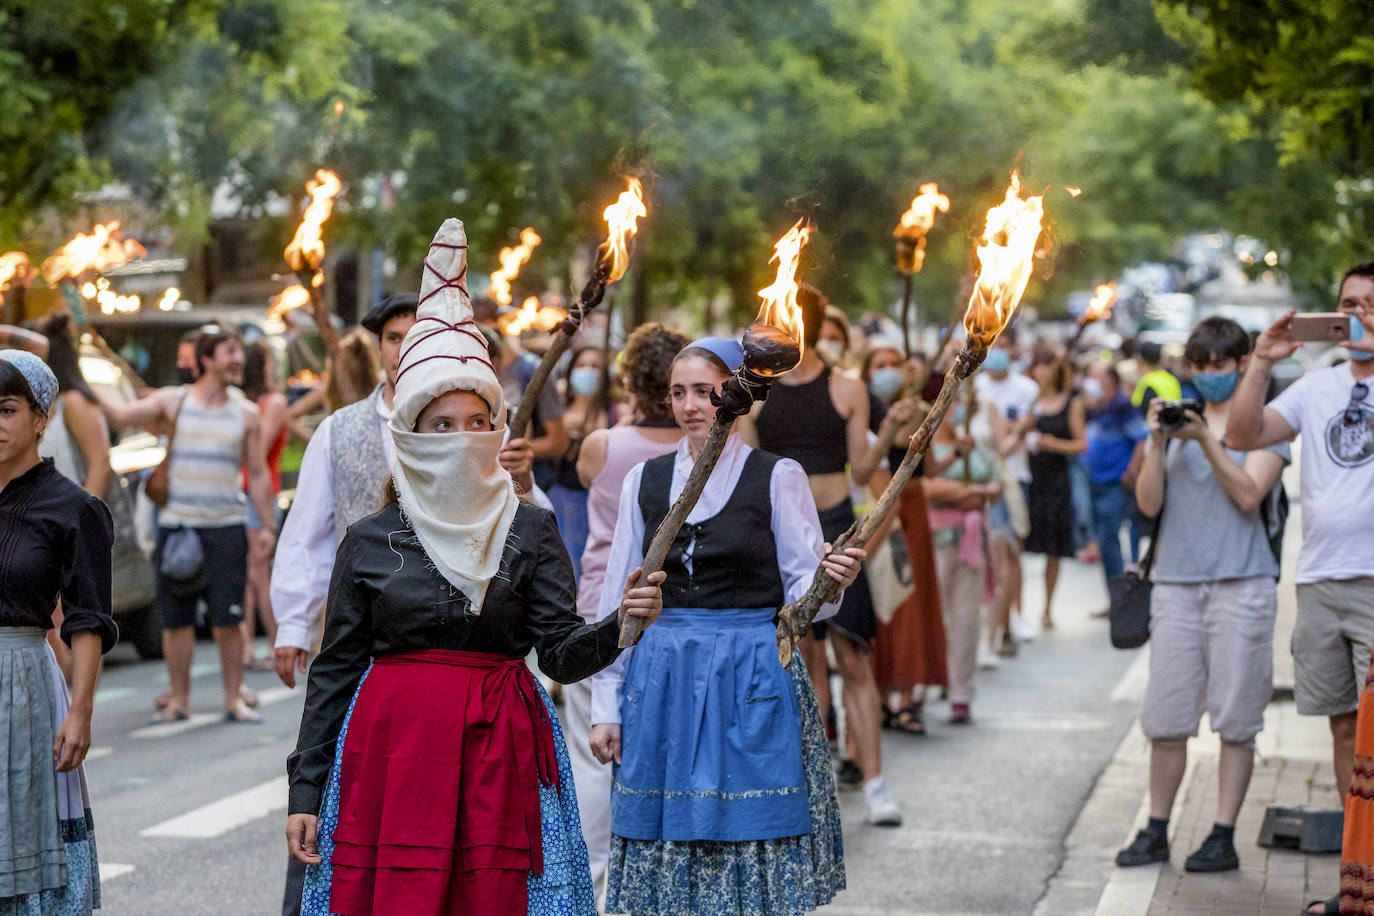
[597, 177, 646, 283]
[290, 369, 321, 388]
[1083, 282, 1115, 324]
[284, 169, 343, 277]
[499, 296, 569, 336]
[893, 182, 950, 274]
[40, 221, 146, 285]
[489, 227, 542, 306]
[158, 288, 181, 312]
[1064, 186, 1082, 198]
[962, 171, 1046, 350]
[756, 220, 813, 353]
[268, 284, 311, 321]
[0, 252, 31, 293]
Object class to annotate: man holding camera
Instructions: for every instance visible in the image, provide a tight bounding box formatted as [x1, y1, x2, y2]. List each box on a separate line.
[1227, 262, 1374, 912]
[1116, 317, 1289, 873]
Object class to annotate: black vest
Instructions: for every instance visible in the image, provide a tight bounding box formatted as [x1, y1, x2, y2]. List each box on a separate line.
[638, 449, 785, 610]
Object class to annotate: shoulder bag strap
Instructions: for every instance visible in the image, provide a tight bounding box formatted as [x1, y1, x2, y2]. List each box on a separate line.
[1139, 443, 1168, 580]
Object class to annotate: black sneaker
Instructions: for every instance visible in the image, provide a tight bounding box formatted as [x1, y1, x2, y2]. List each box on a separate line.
[1116, 829, 1169, 867]
[1184, 832, 1239, 872]
[836, 758, 863, 789]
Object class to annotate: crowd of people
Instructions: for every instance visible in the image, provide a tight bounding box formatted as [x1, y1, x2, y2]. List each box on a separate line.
[2, 242, 1374, 916]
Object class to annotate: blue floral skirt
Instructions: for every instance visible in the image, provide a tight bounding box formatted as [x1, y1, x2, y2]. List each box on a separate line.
[0, 629, 101, 916]
[605, 649, 845, 916]
[301, 666, 596, 916]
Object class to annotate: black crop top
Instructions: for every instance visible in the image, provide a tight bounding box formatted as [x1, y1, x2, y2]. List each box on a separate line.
[755, 366, 848, 475]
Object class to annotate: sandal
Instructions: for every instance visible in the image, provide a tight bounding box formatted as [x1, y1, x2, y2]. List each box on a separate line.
[240, 685, 260, 709]
[889, 704, 926, 736]
[153, 692, 172, 711]
[1302, 895, 1340, 915]
[147, 708, 189, 725]
[224, 705, 263, 724]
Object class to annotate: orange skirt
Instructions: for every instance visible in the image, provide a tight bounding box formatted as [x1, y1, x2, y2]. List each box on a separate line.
[872, 485, 948, 692]
[1343, 646, 1374, 914]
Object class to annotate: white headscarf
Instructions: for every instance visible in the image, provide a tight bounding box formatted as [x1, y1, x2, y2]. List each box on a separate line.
[388, 218, 520, 615]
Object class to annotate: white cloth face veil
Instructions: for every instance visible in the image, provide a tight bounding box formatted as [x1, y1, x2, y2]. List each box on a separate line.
[387, 218, 520, 615]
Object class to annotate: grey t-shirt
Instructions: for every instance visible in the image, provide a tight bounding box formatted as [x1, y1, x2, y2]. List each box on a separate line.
[1152, 437, 1290, 584]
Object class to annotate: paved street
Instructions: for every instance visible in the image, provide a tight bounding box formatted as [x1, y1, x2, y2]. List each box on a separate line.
[86, 555, 1149, 915]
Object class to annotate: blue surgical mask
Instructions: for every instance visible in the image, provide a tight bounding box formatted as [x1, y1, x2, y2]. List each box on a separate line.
[984, 349, 1010, 372]
[1347, 315, 1374, 360]
[569, 366, 601, 397]
[870, 368, 904, 400]
[1192, 370, 1238, 403]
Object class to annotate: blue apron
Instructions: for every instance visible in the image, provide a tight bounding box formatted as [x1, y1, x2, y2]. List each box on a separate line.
[611, 606, 810, 842]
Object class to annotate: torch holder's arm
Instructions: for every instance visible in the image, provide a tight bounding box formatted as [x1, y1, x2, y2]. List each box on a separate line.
[292, 268, 356, 404]
[617, 369, 767, 649]
[773, 345, 986, 665]
[508, 266, 609, 440]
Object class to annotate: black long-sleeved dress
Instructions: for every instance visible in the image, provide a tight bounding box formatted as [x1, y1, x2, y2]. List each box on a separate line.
[287, 499, 623, 817]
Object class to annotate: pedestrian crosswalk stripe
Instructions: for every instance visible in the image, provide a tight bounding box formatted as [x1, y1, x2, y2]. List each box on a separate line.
[86, 747, 114, 761]
[139, 776, 288, 839]
[99, 863, 135, 883]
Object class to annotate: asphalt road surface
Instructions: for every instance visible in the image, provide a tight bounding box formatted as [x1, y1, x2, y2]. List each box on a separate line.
[87, 554, 1139, 915]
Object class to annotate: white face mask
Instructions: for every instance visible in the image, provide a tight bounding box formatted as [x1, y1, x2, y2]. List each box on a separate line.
[815, 339, 845, 365]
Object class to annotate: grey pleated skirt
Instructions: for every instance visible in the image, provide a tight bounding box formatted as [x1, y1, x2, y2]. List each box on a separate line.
[0, 627, 101, 914]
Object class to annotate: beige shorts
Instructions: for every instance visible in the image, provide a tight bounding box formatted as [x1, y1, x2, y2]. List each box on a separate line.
[1293, 577, 1374, 717]
[1141, 576, 1277, 744]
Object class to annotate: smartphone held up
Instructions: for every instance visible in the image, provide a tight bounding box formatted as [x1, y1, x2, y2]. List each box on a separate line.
[1289, 313, 1361, 343]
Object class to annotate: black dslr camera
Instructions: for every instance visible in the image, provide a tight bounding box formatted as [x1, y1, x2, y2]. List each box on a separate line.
[1157, 398, 1205, 431]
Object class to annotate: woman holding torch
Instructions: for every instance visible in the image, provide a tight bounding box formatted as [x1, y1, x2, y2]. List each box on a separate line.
[588, 337, 863, 916]
[285, 220, 665, 916]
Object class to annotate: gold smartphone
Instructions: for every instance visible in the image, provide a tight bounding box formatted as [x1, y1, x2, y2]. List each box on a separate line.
[1290, 313, 1352, 342]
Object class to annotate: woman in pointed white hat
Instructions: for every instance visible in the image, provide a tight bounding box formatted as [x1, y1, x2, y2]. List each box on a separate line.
[285, 219, 664, 916]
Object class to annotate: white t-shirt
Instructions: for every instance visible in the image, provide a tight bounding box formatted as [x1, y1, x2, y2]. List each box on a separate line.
[1270, 361, 1374, 583]
[975, 371, 1040, 483]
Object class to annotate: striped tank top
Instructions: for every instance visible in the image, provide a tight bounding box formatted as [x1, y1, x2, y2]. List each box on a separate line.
[160, 388, 250, 528]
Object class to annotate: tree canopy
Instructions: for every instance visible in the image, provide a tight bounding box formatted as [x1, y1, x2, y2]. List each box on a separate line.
[1, 0, 1357, 322]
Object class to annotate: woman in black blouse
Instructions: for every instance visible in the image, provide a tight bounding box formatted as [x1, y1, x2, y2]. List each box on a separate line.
[0, 350, 116, 915]
[285, 220, 663, 916]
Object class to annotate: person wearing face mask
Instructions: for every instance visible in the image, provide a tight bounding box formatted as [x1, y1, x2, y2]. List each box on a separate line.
[814, 305, 852, 371]
[548, 347, 618, 581]
[1115, 316, 1289, 876]
[285, 221, 664, 916]
[1226, 262, 1374, 916]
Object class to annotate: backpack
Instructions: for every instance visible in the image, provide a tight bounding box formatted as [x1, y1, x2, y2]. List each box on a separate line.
[1258, 481, 1289, 567]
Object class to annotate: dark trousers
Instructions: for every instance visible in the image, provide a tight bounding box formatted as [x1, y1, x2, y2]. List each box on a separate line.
[1089, 477, 1131, 582]
[282, 856, 304, 916]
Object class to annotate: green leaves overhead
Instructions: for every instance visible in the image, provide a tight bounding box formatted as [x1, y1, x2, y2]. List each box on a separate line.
[0, 0, 1353, 318]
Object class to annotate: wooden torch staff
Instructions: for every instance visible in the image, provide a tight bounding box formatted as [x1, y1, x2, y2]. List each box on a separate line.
[508, 261, 610, 439]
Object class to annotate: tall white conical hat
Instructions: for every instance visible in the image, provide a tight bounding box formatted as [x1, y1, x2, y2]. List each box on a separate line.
[388, 218, 519, 614]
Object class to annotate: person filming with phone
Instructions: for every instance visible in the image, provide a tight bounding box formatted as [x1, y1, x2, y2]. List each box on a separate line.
[1226, 261, 1374, 915]
[1116, 316, 1289, 874]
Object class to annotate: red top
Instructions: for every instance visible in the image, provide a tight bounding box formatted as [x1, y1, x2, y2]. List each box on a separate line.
[242, 395, 286, 494]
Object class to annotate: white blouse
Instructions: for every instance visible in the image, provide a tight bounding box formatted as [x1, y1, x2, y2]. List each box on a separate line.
[589, 434, 842, 726]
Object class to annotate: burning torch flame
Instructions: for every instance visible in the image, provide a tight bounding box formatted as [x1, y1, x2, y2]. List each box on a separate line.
[1065, 186, 1083, 198]
[0, 252, 30, 293]
[755, 220, 813, 354]
[158, 288, 181, 312]
[268, 284, 311, 321]
[499, 297, 569, 336]
[963, 171, 1046, 350]
[489, 227, 542, 306]
[40, 222, 147, 285]
[597, 178, 646, 283]
[1083, 282, 1115, 324]
[284, 169, 343, 283]
[894, 183, 950, 274]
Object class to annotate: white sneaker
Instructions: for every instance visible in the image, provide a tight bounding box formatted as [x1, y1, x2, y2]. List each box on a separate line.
[977, 643, 1001, 670]
[1010, 613, 1036, 643]
[863, 777, 903, 827]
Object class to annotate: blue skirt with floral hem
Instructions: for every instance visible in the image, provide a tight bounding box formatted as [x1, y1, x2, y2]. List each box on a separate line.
[605, 648, 845, 916]
[301, 666, 596, 916]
